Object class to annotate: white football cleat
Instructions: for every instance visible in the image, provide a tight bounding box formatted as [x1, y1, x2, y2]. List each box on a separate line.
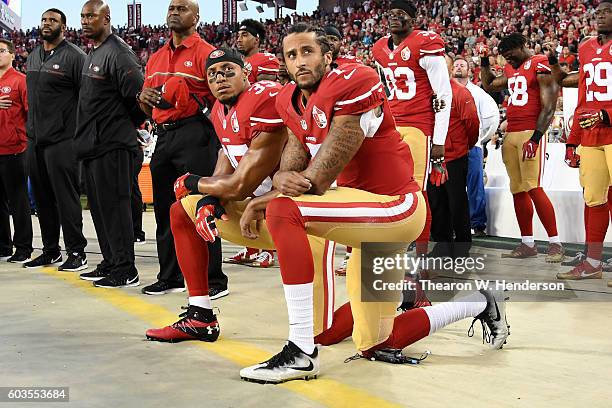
[240, 341, 319, 384]
[468, 290, 510, 350]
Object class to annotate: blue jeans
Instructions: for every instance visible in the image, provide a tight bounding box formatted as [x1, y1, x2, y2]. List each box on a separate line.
[467, 146, 487, 230]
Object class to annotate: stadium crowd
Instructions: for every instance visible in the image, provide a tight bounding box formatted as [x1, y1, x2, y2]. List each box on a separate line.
[1, 0, 596, 77]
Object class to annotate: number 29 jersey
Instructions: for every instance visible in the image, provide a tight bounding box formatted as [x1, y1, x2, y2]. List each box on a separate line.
[503, 55, 551, 132]
[372, 30, 445, 135]
[568, 37, 612, 147]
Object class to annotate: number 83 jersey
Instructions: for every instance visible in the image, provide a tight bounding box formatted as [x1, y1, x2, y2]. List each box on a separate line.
[372, 30, 445, 135]
[503, 54, 551, 132]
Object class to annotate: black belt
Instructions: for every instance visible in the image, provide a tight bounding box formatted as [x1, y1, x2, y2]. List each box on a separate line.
[154, 115, 201, 132]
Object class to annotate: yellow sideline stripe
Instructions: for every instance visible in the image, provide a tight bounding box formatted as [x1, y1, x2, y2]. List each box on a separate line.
[41, 267, 400, 408]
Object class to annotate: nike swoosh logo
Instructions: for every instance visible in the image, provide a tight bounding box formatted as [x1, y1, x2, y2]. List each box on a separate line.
[269, 91, 279, 97]
[344, 69, 357, 80]
[290, 361, 314, 371]
[127, 276, 138, 284]
[52, 255, 62, 263]
[580, 271, 600, 277]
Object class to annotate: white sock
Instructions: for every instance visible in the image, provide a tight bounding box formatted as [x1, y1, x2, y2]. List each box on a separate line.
[549, 236, 560, 244]
[283, 283, 315, 354]
[423, 292, 487, 334]
[521, 236, 535, 247]
[189, 295, 212, 309]
[586, 257, 601, 268]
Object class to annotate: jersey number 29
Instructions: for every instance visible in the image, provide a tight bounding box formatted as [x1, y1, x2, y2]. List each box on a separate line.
[583, 62, 612, 102]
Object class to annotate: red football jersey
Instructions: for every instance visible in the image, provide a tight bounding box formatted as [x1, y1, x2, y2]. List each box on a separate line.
[275, 63, 419, 196]
[336, 54, 363, 67]
[0, 67, 28, 155]
[567, 37, 612, 147]
[503, 54, 551, 132]
[211, 80, 284, 196]
[245, 52, 280, 83]
[372, 30, 445, 134]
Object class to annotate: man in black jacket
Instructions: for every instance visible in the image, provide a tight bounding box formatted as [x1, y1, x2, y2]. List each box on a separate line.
[24, 8, 88, 272]
[75, 0, 146, 288]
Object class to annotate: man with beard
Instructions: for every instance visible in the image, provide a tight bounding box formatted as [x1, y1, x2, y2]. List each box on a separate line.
[236, 19, 280, 83]
[323, 25, 363, 67]
[75, 0, 147, 287]
[137, 0, 227, 297]
[24, 8, 89, 271]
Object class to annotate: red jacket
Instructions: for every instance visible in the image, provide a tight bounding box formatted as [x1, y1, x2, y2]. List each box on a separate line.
[0, 67, 28, 155]
[445, 80, 480, 162]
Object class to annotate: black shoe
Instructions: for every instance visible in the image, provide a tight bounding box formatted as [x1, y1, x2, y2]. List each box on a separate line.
[7, 252, 31, 264]
[1, 248, 13, 261]
[209, 286, 229, 300]
[58, 252, 88, 272]
[141, 280, 186, 295]
[134, 237, 146, 245]
[93, 270, 140, 288]
[23, 252, 62, 269]
[561, 251, 586, 266]
[80, 264, 111, 281]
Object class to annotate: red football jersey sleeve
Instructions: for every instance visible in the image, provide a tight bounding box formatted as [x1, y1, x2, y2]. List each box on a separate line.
[571, 37, 612, 146]
[335, 54, 363, 67]
[372, 31, 444, 134]
[323, 64, 386, 117]
[504, 55, 551, 132]
[246, 52, 280, 83]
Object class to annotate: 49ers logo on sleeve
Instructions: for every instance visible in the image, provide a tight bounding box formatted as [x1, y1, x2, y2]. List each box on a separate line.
[524, 60, 532, 70]
[1, 86, 11, 94]
[312, 105, 327, 129]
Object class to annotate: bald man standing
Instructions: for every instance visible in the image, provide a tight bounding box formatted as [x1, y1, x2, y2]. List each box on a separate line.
[75, 0, 147, 287]
[137, 0, 226, 297]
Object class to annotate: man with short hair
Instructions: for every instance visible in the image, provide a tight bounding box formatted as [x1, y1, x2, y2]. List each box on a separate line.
[480, 33, 564, 262]
[24, 8, 89, 271]
[323, 25, 363, 66]
[452, 56, 500, 236]
[0, 39, 33, 263]
[237, 19, 279, 83]
[137, 0, 227, 297]
[75, 0, 147, 287]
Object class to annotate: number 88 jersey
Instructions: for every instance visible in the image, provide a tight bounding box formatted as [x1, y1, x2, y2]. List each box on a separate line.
[503, 54, 551, 132]
[569, 37, 612, 147]
[372, 30, 445, 135]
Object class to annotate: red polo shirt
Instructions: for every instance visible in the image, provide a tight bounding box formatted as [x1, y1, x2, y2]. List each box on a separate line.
[143, 32, 215, 124]
[445, 80, 480, 162]
[0, 67, 28, 155]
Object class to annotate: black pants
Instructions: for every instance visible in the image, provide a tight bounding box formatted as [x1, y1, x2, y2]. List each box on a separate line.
[84, 149, 135, 275]
[0, 152, 33, 255]
[150, 119, 226, 288]
[427, 155, 472, 258]
[28, 140, 87, 255]
[132, 149, 145, 241]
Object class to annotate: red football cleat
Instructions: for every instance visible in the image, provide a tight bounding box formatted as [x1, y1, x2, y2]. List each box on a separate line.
[146, 305, 220, 343]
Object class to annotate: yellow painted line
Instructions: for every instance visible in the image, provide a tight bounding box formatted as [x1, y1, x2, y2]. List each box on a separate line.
[41, 267, 401, 408]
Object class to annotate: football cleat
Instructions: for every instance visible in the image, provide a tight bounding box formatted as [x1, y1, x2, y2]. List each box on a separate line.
[545, 243, 565, 263]
[240, 341, 319, 384]
[146, 305, 220, 343]
[223, 247, 258, 265]
[468, 290, 510, 350]
[561, 251, 586, 267]
[248, 250, 275, 268]
[556, 260, 603, 280]
[501, 243, 538, 259]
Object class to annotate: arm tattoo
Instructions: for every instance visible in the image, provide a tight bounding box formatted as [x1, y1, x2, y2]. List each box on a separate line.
[280, 130, 309, 172]
[305, 115, 365, 191]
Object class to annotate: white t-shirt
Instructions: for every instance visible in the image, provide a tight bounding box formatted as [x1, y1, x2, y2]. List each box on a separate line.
[466, 81, 500, 144]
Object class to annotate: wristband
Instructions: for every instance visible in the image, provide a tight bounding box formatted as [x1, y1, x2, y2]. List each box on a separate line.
[602, 110, 610, 126]
[184, 175, 201, 192]
[530, 130, 544, 143]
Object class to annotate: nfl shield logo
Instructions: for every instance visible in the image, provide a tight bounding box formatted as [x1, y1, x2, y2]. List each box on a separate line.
[231, 111, 240, 133]
[401, 48, 411, 61]
[312, 106, 327, 129]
